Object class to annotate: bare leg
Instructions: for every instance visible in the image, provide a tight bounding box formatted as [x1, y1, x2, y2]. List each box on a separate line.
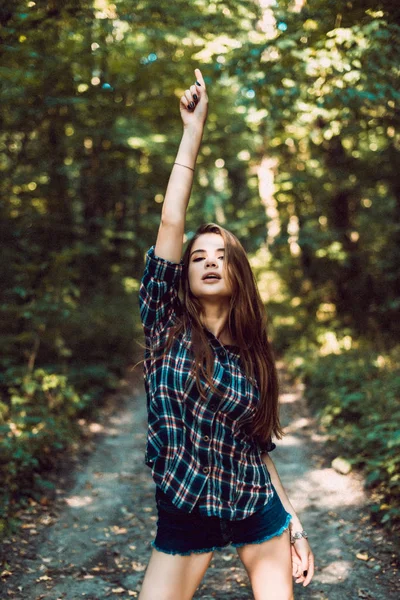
[236, 528, 293, 600]
[138, 547, 214, 600]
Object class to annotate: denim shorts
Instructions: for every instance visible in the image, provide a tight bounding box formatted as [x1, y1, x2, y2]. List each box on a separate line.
[152, 484, 292, 556]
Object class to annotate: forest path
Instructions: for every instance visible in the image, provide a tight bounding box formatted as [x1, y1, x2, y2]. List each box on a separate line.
[2, 364, 399, 600]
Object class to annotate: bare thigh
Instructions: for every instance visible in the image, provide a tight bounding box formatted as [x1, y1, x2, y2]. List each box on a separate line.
[138, 547, 214, 600]
[236, 528, 293, 600]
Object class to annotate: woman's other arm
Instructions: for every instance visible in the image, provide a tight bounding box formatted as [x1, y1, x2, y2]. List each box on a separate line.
[262, 452, 303, 530]
[155, 68, 208, 264]
[262, 452, 315, 587]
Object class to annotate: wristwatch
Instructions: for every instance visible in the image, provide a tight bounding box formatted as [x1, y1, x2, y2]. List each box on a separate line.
[290, 530, 309, 544]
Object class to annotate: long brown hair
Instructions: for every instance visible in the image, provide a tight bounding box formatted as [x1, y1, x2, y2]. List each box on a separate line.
[163, 223, 284, 446]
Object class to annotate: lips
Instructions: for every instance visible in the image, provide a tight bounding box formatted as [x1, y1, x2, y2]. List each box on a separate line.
[202, 272, 221, 281]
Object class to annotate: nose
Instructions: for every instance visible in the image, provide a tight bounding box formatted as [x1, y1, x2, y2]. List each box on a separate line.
[205, 256, 218, 268]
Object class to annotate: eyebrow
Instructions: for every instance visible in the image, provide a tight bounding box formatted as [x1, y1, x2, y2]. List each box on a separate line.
[190, 248, 225, 257]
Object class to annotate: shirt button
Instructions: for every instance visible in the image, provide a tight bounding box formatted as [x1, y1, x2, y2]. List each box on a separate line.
[203, 435, 210, 442]
[209, 403, 216, 410]
[202, 467, 209, 474]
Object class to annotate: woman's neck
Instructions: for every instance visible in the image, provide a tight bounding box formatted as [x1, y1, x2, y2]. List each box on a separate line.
[200, 302, 234, 345]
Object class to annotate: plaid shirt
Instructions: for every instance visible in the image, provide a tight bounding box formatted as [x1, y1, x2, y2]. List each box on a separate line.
[139, 246, 276, 521]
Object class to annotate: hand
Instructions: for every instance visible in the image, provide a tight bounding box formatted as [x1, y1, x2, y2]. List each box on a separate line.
[179, 68, 208, 131]
[290, 537, 315, 587]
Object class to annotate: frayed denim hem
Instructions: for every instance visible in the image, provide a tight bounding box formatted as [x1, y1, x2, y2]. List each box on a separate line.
[151, 513, 293, 556]
[231, 512, 292, 549]
[151, 540, 230, 556]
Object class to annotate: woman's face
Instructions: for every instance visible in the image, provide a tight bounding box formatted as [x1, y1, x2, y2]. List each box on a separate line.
[187, 233, 232, 300]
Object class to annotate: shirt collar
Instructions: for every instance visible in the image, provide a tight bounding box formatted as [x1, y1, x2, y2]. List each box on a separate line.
[203, 327, 240, 356]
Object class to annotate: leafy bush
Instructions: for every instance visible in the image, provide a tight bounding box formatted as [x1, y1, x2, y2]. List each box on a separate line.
[0, 363, 121, 536]
[285, 342, 400, 529]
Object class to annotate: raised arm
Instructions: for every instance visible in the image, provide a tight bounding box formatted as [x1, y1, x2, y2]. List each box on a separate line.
[154, 68, 208, 263]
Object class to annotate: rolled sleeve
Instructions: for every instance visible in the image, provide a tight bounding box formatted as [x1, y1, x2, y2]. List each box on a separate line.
[139, 246, 183, 337]
[145, 246, 183, 285]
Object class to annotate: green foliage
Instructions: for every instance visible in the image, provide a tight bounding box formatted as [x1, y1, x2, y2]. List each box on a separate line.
[0, 364, 120, 529]
[285, 343, 400, 529]
[224, 0, 400, 342]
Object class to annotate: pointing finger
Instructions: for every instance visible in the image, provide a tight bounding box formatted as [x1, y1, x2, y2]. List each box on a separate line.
[194, 67, 206, 89]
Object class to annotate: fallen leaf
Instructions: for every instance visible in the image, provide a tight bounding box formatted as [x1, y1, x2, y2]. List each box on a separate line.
[131, 561, 146, 572]
[1, 570, 12, 578]
[112, 526, 127, 535]
[356, 552, 369, 561]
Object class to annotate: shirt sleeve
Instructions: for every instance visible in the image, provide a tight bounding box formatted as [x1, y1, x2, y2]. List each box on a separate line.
[258, 436, 277, 454]
[139, 245, 183, 338]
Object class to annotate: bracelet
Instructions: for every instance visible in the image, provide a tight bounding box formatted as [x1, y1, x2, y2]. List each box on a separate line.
[290, 530, 309, 544]
[174, 162, 195, 172]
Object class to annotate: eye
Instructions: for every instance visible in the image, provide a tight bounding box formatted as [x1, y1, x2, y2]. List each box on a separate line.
[192, 255, 225, 262]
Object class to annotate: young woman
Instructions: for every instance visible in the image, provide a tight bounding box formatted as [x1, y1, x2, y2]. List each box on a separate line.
[138, 68, 314, 600]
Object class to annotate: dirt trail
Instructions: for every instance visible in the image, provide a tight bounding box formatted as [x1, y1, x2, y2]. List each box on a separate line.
[2, 365, 399, 599]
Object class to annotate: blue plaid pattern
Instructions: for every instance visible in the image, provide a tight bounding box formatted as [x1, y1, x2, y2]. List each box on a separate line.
[139, 246, 276, 521]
